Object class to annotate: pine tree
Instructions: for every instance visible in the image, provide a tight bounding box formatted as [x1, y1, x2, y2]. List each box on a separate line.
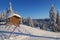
[28, 17, 34, 27]
[49, 4, 57, 32]
[56, 10, 60, 25]
[56, 10, 60, 31]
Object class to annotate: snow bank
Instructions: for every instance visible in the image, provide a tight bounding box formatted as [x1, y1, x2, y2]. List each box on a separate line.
[0, 24, 60, 40]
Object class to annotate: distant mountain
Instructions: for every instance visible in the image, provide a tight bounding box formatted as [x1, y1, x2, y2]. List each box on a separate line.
[33, 18, 50, 22]
[22, 18, 50, 27]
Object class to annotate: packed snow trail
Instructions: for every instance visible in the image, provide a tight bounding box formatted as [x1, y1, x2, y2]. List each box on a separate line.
[0, 24, 60, 40]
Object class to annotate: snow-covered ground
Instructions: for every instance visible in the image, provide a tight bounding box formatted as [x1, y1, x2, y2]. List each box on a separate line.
[0, 24, 60, 40]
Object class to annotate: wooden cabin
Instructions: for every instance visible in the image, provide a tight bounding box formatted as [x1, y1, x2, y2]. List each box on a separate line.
[8, 14, 22, 26]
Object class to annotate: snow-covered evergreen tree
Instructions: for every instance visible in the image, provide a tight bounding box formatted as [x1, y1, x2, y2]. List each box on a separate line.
[56, 11, 60, 25]
[28, 17, 34, 27]
[49, 4, 57, 32]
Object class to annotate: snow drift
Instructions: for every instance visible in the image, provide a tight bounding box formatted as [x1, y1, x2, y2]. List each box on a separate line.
[0, 24, 60, 40]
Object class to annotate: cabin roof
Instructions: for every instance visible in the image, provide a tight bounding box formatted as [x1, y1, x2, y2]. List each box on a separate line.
[8, 13, 21, 18]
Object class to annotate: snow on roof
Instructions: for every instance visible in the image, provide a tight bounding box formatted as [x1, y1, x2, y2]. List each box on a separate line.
[8, 13, 22, 18]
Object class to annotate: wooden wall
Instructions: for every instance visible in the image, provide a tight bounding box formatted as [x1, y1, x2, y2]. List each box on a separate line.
[8, 16, 21, 26]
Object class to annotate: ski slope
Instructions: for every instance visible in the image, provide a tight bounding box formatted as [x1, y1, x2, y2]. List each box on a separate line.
[0, 24, 60, 40]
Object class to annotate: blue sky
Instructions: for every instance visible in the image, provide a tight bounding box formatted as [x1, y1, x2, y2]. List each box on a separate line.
[0, 0, 60, 19]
